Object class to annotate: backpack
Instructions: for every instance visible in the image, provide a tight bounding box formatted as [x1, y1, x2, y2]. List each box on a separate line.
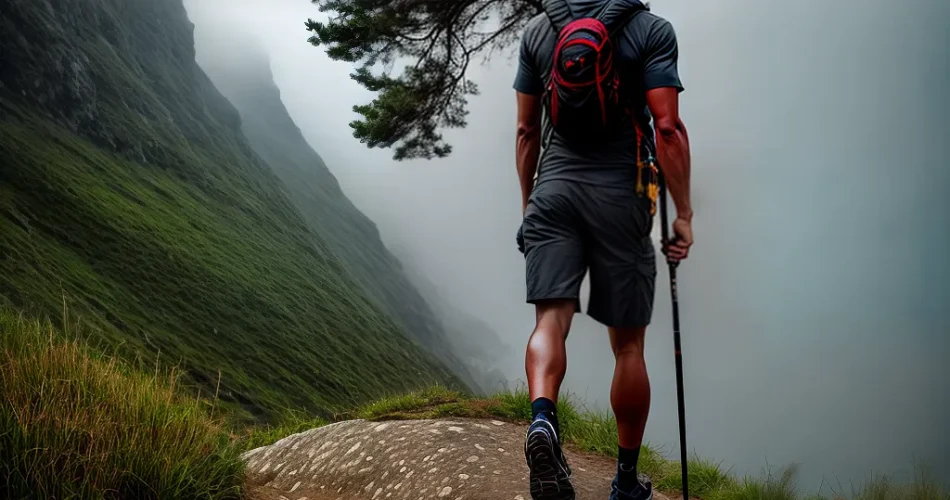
[541, 0, 647, 145]
[542, 0, 660, 214]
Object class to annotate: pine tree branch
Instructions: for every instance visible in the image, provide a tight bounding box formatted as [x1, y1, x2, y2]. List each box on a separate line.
[308, 0, 543, 160]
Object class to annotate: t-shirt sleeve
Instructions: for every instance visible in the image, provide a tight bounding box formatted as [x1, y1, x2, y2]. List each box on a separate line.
[642, 19, 684, 92]
[513, 25, 544, 95]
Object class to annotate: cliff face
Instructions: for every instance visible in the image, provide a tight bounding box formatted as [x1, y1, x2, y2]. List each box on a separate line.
[0, 0, 465, 421]
[191, 34, 507, 394]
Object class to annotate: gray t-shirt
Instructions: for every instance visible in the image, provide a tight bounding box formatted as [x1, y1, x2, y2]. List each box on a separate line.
[514, 0, 684, 188]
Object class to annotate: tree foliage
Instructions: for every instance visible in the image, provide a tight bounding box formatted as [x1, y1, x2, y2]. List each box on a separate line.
[306, 0, 542, 160]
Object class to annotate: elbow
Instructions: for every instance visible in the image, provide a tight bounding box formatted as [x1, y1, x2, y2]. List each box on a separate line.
[517, 120, 540, 139]
[654, 117, 683, 140]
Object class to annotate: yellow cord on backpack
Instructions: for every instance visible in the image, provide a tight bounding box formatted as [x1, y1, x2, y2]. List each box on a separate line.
[646, 158, 659, 216]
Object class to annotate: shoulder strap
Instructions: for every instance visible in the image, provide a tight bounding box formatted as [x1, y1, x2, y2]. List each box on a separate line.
[542, 0, 575, 34]
[597, 0, 648, 36]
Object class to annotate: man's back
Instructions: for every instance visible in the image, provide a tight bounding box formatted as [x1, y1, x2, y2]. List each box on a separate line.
[513, 0, 684, 188]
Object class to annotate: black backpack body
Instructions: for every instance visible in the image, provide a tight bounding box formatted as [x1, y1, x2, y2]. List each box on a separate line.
[541, 0, 648, 145]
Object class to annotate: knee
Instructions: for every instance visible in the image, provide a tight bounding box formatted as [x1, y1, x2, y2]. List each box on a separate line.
[533, 317, 570, 341]
[610, 327, 647, 357]
[533, 299, 575, 338]
[527, 320, 569, 354]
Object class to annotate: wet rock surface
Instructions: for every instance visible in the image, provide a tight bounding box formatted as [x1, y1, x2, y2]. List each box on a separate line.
[244, 418, 671, 500]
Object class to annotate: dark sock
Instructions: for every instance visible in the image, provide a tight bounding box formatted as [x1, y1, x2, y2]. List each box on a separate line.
[617, 446, 641, 492]
[530, 397, 560, 437]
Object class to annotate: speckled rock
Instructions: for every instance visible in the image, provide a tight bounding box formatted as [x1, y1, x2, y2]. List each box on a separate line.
[243, 418, 672, 500]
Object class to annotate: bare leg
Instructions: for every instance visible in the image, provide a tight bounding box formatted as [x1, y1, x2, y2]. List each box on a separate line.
[525, 299, 576, 403]
[609, 326, 651, 449]
[524, 299, 577, 500]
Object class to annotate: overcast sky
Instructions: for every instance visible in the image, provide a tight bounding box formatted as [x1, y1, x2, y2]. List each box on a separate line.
[184, 0, 950, 490]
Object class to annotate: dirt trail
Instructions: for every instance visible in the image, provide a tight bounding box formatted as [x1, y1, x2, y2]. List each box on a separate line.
[244, 418, 673, 500]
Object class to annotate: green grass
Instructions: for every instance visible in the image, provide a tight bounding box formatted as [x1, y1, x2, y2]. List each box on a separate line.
[233, 408, 329, 452]
[0, 309, 245, 500]
[352, 384, 525, 421]
[817, 467, 950, 500]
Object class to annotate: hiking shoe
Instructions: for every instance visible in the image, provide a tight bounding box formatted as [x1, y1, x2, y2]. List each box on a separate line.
[524, 416, 574, 500]
[609, 473, 654, 500]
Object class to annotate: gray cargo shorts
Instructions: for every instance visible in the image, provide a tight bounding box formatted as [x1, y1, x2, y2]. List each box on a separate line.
[521, 179, 657, 329]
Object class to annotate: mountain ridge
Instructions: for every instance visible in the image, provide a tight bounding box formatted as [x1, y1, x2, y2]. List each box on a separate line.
[0, 0, 466, 421]
[190, 29, 505, 394]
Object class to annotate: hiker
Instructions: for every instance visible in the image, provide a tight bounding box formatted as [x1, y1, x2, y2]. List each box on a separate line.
[514, 0, 693, 499]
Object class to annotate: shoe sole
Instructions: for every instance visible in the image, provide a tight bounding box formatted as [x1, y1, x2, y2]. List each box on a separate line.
[525, 428, 575, 500]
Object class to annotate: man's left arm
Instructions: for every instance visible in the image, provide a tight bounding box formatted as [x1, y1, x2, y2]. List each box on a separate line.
[516, 92, 543, 213]
[513, 24, 544, 214]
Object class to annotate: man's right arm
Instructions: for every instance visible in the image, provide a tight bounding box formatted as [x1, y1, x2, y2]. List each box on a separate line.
[647, 87, 692, 223]
[647, 87, 693, 261]
[642, 18, 693, 261]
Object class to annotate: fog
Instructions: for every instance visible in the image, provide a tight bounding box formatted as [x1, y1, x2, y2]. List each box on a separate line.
[185, 0, 950, 490]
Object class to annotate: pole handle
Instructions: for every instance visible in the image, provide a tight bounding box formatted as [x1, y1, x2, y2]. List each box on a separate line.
[657, 165, 680, 270]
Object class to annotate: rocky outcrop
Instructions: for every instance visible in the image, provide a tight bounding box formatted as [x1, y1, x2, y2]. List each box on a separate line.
[243, 419, 672, 500]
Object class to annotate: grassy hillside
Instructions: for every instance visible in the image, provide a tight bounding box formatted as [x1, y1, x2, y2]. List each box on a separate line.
[189, 38, 503, 394]
[0, 309, 245, 499]
[0, 0, 464, 422]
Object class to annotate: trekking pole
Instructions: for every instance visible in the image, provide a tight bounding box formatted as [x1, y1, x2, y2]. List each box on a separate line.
[658, 172, 690, 500]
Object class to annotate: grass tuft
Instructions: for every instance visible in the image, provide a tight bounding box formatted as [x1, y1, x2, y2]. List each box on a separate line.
[234, 409, 329, 452]
[707, 465, 799, 500]
[819, 465, 950, 500]
[0, 310, 245, 500]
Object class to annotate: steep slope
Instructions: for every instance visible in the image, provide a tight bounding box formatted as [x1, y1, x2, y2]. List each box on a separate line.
[0, 0, 463, 422]
[189, 36, 502, 393]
